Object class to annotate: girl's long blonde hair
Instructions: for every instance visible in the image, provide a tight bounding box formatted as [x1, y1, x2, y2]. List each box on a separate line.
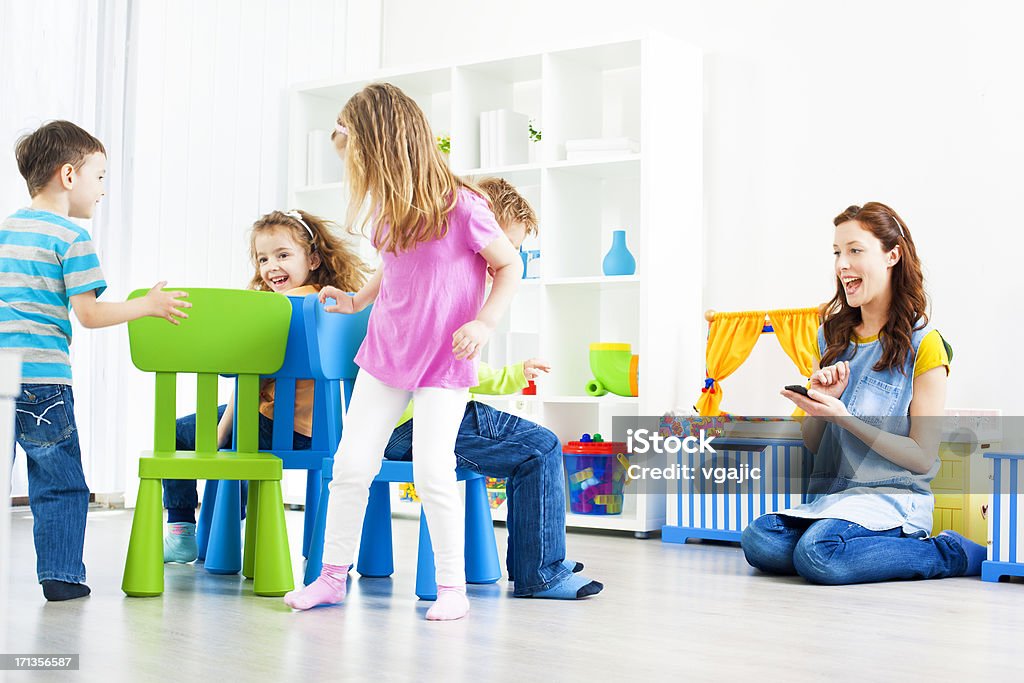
[247, 209, 370, 292]
[332, 82, 480, 254]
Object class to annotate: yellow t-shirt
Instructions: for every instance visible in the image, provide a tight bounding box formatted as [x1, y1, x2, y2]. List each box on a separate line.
[812, 329, 950, 378]
[259, 284, 319, 437]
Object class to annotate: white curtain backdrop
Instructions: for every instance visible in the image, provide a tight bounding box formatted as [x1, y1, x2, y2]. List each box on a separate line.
[3, 0, 381, 503]
[1, 0, 131, 498]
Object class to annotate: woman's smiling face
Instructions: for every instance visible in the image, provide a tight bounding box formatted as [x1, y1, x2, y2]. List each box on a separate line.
[833, 219, 900, 308]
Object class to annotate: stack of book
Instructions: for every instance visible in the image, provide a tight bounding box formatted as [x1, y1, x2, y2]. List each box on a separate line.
[479, 109, 530, 168]
[564, 137, 639, 161]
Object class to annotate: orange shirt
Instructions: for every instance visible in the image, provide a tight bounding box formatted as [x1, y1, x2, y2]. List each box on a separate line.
[258, 285, 319, 436]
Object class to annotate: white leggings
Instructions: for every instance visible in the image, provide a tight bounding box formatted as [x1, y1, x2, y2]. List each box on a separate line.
[323, 370, 469, 586]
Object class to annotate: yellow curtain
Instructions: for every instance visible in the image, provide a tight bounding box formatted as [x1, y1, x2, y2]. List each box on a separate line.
[696, 311, 766, 416]
[768, 307, 821, 418]
[768, 307, 820, 377]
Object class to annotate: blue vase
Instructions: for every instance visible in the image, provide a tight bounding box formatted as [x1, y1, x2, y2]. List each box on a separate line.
[602, 229, 636, 276]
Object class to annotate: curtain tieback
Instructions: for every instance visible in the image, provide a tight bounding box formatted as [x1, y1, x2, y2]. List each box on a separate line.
[701, 377, 717, 394]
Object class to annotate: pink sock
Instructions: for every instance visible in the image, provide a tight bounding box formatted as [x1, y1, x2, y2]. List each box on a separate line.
[283, 563, 349, 610]
[425, 584, 469, 621]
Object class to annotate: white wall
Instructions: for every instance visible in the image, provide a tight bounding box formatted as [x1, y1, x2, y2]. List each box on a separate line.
[381, 0, 1024, 416]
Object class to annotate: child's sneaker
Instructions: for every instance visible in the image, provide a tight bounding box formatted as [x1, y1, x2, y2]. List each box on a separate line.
[163, 522, 198, 563]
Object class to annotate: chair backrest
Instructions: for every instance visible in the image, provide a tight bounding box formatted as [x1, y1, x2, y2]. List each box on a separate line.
[262, 294, 325, 454]
[127, 288, 290, 454]
[303, 295, 370, 382]
[263, 294, 371, 455]
[275, 295, 316, 379]
[304, 295, 371, 417]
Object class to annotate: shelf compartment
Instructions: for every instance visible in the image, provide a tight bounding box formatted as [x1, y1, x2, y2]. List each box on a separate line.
[543, 162, 640, 280]
[452, 56, 542, 171]
[542, 40, 641, 164]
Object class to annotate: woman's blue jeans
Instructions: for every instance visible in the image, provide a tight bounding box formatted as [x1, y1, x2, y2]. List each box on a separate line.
[740, 513, 968, 584]
[13, 384, 89, 584]
[384, 401, 571, 596]
[162, 405, 311, 514]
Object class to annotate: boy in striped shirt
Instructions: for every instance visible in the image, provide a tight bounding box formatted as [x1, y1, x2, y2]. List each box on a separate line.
[2, 120, 189, 600]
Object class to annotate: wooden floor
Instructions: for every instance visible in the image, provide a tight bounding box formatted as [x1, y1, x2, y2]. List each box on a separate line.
[5, 506, 1024, 682]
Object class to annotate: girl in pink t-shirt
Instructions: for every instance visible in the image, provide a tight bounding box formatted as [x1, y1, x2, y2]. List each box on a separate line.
[284, 83, 520, 620]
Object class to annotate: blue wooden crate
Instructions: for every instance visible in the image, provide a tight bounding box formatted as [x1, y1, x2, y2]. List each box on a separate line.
[662, 437, 810, 544]
[982, 452, 1024, 582]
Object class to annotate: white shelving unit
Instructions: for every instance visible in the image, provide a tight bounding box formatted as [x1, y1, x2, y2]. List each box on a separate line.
[287, 35, 704, 536]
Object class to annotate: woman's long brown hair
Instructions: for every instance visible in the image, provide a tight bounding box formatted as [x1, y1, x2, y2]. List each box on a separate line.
[820, 202, 928, 374]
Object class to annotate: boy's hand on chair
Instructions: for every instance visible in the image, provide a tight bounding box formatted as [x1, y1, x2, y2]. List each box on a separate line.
[452, 320, 492, 360]
[809, 361, 850, 399]
[145, 281, 191, 325]
[320, 286, 354, 314]
[523, 358, 551, 380]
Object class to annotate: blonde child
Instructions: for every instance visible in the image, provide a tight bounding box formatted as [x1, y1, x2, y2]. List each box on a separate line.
[162, 210, 369, 561]
[380, 176, 603, 599]
[283, 83, 521, 620]
[2, 120, 188, 600]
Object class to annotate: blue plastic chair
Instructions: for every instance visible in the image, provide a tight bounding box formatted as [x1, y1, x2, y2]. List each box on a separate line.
[302, 294, 501, 599]
[196, 294, 343, 572]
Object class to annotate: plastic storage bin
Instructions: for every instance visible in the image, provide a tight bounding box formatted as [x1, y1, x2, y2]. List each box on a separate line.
[564, 436, 629, 515]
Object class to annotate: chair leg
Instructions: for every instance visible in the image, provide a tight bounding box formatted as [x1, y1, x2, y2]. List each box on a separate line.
[242, 480, 260, 579]
[196, 479, 219, 561]
[357, 481, 395, 577]
[465, 477, 502, 584]
[205, 480, 242, 575]
[252, 480, 294, 596]
[122, 478, 164, 597]
[302, 468, 321, 559]
[415, 509, 438, 600]
[304, 469, 332, 586]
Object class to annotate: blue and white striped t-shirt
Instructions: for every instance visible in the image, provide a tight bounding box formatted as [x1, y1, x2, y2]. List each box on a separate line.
[0, 208, 107, 384]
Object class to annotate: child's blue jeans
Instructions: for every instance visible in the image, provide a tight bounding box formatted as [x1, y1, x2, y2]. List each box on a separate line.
[383, 401, 572, 596]
[12, 384, 89, 584]
[741, 513, 968, 584]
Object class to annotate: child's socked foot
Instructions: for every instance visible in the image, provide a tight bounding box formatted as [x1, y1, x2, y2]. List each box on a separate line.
[425, 585, 469, 621]
[940, 530, 986, 576]
[523, 572, 603, 600]
[41, 580, 91, 602]
[284, 563, 349, 610]
[163, 522, 198, 564]
[509, 558, 583, 583]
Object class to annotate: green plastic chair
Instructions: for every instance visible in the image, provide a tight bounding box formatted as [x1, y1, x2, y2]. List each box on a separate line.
[121, 288, 295, 597]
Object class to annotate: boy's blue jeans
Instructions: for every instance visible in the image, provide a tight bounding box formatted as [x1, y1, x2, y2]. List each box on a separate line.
[12, 384, 89, 584]
[741, 513, 968, 584]
[162, 405, 311, 513]
[384, 401, 571, 596]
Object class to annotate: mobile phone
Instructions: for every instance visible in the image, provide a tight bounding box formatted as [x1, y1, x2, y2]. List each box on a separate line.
[784, 384, 810, 397]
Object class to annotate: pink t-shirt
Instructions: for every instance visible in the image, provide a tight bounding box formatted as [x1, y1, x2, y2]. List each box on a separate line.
[355, 188, 502, 391]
